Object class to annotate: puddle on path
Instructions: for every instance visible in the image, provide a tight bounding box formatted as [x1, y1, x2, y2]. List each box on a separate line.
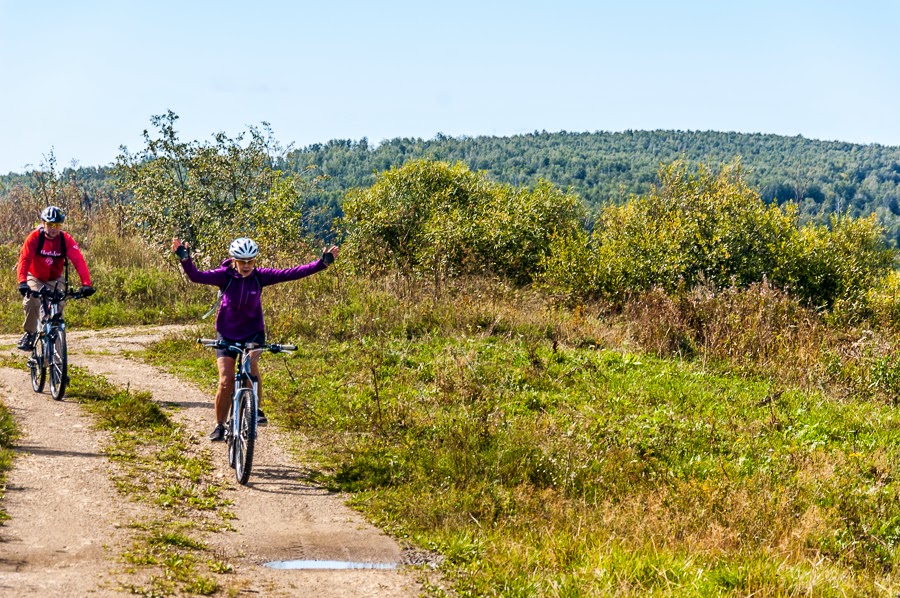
[264, 560, 399, 570]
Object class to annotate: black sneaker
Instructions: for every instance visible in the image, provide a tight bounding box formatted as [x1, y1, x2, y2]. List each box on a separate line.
[17, 332, 36, 352]
[209, 423, 226, 442]
[257, 409, 267, 426]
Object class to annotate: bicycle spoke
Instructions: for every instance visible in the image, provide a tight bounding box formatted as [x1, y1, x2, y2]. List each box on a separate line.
[30, 336, 46, 393]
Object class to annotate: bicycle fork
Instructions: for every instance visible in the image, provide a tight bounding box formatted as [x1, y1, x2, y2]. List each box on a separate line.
[228, 374, 259, 442]
[28, 324, 51, 370]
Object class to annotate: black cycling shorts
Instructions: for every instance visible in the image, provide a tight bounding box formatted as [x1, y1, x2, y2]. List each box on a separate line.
[216, 330, 266, 360]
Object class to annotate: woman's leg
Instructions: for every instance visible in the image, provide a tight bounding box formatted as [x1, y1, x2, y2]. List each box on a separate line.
[215, 356, 236, 425]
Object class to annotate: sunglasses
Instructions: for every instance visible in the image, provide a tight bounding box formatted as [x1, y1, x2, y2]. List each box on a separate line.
[44, 222, 62, 230]
[234, 258, 257, 266]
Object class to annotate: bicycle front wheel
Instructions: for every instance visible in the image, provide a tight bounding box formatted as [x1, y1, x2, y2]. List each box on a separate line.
[233, 388, 257, 485]
[29, 336, 46, 393]
[49, 329, 68, 401]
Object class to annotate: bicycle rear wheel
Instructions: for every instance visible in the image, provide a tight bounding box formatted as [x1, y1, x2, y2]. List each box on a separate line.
[49, 329, 68, 401]
[233, 388, 257, 485]
[29, 336, 46, 393]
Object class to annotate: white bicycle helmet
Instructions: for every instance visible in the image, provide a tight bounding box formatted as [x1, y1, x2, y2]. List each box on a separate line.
[41, 205, 65, 223]
[228, 237, 259, 259]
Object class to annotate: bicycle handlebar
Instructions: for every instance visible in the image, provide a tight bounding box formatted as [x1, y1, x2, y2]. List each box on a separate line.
[198, 338, 298, 353]
[26, 287, 88, 301]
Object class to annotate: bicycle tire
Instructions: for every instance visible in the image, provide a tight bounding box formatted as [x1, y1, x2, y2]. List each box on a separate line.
[49, 329, 67, 401]
[29, 336, 46, 393]
[233, 388, 257, 485]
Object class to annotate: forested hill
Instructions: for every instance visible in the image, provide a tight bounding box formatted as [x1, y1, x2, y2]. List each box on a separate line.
[284, 130, 900, 245]
[4, 130, 900, 244]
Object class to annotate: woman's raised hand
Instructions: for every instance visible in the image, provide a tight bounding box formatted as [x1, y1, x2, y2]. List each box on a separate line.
[322, 245, 339, 265]
[172, 237, 191, 260]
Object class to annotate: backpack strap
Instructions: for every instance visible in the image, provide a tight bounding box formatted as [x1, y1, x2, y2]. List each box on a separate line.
[201, 277, 232, 320]
[200, 269, 261, 320]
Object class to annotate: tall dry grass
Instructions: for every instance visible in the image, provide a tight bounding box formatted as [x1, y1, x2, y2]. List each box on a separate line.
[261, 269, 900, 408]
[618, 280, 900, 405]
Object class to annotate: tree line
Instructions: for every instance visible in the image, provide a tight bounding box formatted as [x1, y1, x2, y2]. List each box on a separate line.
[281, 130, 900, 245]
[4, 128, 900, 245]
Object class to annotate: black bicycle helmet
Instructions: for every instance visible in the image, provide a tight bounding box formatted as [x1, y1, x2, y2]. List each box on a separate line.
[40, 206, 65, 224]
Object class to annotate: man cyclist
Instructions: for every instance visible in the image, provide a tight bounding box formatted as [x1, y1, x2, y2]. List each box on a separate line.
[171, 236, 338, 441]
[16, 206, 95, 351]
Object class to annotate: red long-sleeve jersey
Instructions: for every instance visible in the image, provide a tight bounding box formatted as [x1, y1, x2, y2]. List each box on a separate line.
[17, 228, 92, 286]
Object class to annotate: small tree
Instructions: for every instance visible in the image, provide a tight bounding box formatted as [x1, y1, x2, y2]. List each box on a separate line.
[587, 160, 800, 295]
[114, 111, 317, 265]
[0, 150, 93, 244]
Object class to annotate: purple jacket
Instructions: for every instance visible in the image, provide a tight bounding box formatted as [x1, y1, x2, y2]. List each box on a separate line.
[180, 257, 328, 339]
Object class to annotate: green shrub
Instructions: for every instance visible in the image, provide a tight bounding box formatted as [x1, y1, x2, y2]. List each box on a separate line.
[866, 269, 900, 327]
[340, 159, 583, 284]
[540, 160, 896, 309]
[799, 214, 896, 314]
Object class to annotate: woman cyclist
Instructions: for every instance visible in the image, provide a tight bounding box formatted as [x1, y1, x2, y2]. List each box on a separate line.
[172, 236, 338, 441]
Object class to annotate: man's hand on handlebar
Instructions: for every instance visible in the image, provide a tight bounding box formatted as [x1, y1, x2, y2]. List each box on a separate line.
[18, 282, 29, 297]
[80, 285, 95, 298]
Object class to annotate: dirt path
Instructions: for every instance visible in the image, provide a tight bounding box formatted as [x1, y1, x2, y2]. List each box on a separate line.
[0, 364, 139, 597]
[0, 326, 425, 597]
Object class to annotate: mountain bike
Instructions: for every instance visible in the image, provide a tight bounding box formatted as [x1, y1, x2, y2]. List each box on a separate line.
[27, 285, 88, 401]
[199, 338, 296, 485]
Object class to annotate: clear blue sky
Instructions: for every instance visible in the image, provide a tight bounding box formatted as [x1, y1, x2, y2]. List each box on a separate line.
[1, 0, 898, 175]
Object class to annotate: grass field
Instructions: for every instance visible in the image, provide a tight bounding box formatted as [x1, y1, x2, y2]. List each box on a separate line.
[141, 274, 900, 596]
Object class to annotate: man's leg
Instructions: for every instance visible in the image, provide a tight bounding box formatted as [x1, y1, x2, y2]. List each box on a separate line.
[22, 277, 44, 333]
[18, 277, 45, 350]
